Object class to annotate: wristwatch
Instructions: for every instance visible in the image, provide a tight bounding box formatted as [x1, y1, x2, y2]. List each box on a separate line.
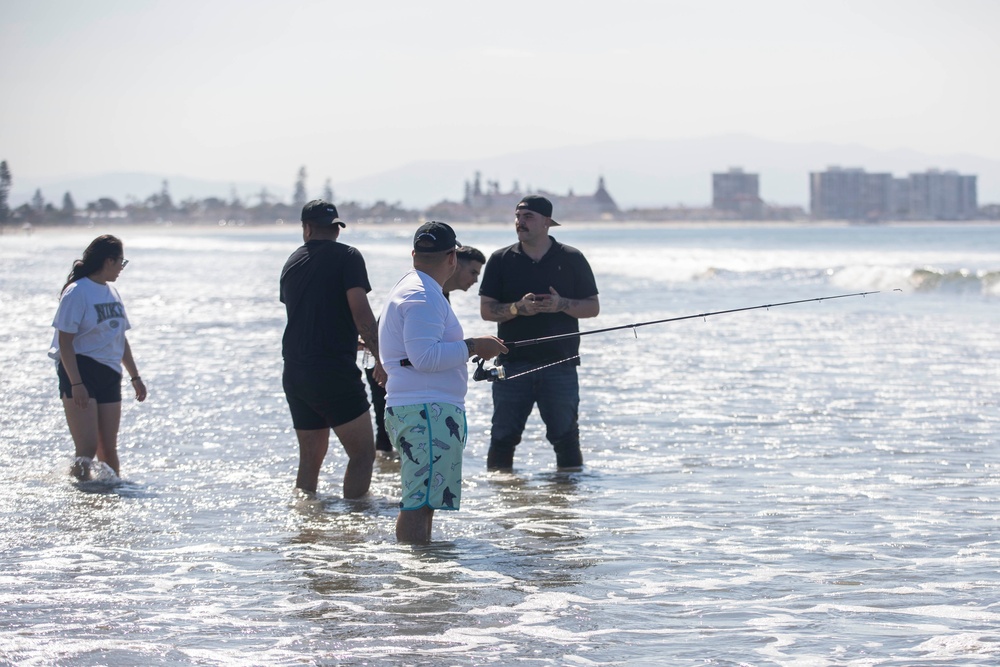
[509, 302, 518, 316]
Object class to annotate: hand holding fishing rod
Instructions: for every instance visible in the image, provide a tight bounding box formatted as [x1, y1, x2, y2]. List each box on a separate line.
[467, 336, 508, 360]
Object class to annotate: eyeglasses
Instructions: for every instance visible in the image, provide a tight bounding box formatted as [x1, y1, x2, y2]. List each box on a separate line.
[121, 258, 129, 268]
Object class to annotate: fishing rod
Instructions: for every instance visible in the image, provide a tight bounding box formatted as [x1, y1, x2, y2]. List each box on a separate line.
[473, 289, 895, 382]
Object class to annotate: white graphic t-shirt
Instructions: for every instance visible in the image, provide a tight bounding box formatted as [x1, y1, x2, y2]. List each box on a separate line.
[49, 278, 131, 372]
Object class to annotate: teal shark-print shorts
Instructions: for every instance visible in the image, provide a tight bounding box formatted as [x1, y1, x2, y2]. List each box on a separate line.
[385, 402, 467, 511]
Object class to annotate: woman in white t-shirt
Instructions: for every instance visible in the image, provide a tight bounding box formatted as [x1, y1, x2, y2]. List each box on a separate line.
[50, 235, 147, 480]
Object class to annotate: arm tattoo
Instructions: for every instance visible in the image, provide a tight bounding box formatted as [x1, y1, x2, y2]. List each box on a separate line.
[490, 302, 512, 319]
[358, 322, 379, 358]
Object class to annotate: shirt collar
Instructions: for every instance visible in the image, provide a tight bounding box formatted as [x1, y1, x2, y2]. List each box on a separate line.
[514, 235, 561, 259]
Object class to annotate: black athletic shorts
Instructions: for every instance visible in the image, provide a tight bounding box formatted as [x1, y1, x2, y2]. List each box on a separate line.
[282, 361, 370, 430]
[58, 354, 123, 404]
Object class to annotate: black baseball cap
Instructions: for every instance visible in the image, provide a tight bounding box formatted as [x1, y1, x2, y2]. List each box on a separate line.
[516, 195, 560, 226]
[301, 199, 346, 227]
[413, 221, 461, 253]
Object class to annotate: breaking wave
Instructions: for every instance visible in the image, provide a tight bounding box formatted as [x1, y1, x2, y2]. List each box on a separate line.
[701, 265, 1000, 297]
[908, 267, 1000, 295]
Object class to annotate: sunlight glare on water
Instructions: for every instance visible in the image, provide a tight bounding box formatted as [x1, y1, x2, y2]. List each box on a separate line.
[1, 222, 999, 666]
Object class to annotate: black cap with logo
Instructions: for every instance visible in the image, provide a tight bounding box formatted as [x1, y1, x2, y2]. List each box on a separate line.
[301, 199, 346, 228]
[413, 221, 461, 253]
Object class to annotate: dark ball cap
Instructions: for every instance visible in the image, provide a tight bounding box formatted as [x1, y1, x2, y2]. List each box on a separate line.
[413, 221, 461, 253]
[516, 195, 560, 225]
[301, 199, 346, 227]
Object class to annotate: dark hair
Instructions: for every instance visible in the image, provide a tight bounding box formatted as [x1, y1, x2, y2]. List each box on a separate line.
[61, 235, 124, 294]
[455, 246, 485, 264]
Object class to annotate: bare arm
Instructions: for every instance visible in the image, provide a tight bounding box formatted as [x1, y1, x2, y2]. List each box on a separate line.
[481, 290, 600, 322]
[480, 295, 520, 323]
[545, 289, 600, 319]
[58, 330, 89, 409]
[121, 337, 147, 402]
[347, 287, 386, 384]
[347, 287, 379, 358]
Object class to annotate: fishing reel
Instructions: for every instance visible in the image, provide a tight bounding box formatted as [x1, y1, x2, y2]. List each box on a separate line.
[472, 356, 505, 383]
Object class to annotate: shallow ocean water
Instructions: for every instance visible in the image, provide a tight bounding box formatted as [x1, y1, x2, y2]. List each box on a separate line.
[1, 222, 998, 666]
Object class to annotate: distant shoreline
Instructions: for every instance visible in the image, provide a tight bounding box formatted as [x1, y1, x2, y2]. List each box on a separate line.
[4, 218, 998, 239]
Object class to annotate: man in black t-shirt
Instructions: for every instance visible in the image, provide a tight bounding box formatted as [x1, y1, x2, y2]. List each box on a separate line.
[479, 196, 599, 471]
[280, 199, 384, 497]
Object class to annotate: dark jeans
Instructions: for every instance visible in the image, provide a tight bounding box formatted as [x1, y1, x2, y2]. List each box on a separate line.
[488, 361, 582, 469]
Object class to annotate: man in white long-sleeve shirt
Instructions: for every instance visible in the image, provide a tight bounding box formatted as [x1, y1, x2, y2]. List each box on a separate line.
[379, 222, 507, 543]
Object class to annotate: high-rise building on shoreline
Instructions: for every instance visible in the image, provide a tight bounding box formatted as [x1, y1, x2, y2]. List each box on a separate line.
[905, 170, 977, 221]
[810, 167, 892, 221]
[712, 167, 763, 219]
[811, 167, 978, 221]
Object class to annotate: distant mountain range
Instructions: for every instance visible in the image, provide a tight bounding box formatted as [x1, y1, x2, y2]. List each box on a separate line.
[11, 134, 1000, 210]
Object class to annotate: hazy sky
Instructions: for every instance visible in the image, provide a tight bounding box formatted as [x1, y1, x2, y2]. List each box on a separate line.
[2, 0, 999, 189]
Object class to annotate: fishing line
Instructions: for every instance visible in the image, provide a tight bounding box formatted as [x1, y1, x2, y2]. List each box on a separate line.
[473, 289, 898, 382]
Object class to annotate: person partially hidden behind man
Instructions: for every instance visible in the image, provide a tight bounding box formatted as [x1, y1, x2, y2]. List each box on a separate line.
[479, 195, 599, 472]
[379, 222, 506, 543]
[280, 199, 384, 498]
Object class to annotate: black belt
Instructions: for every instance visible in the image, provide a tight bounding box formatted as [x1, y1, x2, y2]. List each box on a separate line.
[399, 359, 412, 367]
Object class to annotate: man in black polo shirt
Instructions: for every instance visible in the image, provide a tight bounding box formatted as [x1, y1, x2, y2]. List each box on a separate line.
[280, 199, 384, 497]
[479, 195, 600, 471]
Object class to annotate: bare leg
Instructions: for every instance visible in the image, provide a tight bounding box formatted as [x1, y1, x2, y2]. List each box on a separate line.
[294, 428, 329, 493]
[62, 396, 99, 466]
[95, 402, 122, 475]
[331, 413, 375, 499]
[396, 506, 434, 543]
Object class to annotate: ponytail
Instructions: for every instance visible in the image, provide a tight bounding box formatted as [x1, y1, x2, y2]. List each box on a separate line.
[61, 235, 123, 295]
